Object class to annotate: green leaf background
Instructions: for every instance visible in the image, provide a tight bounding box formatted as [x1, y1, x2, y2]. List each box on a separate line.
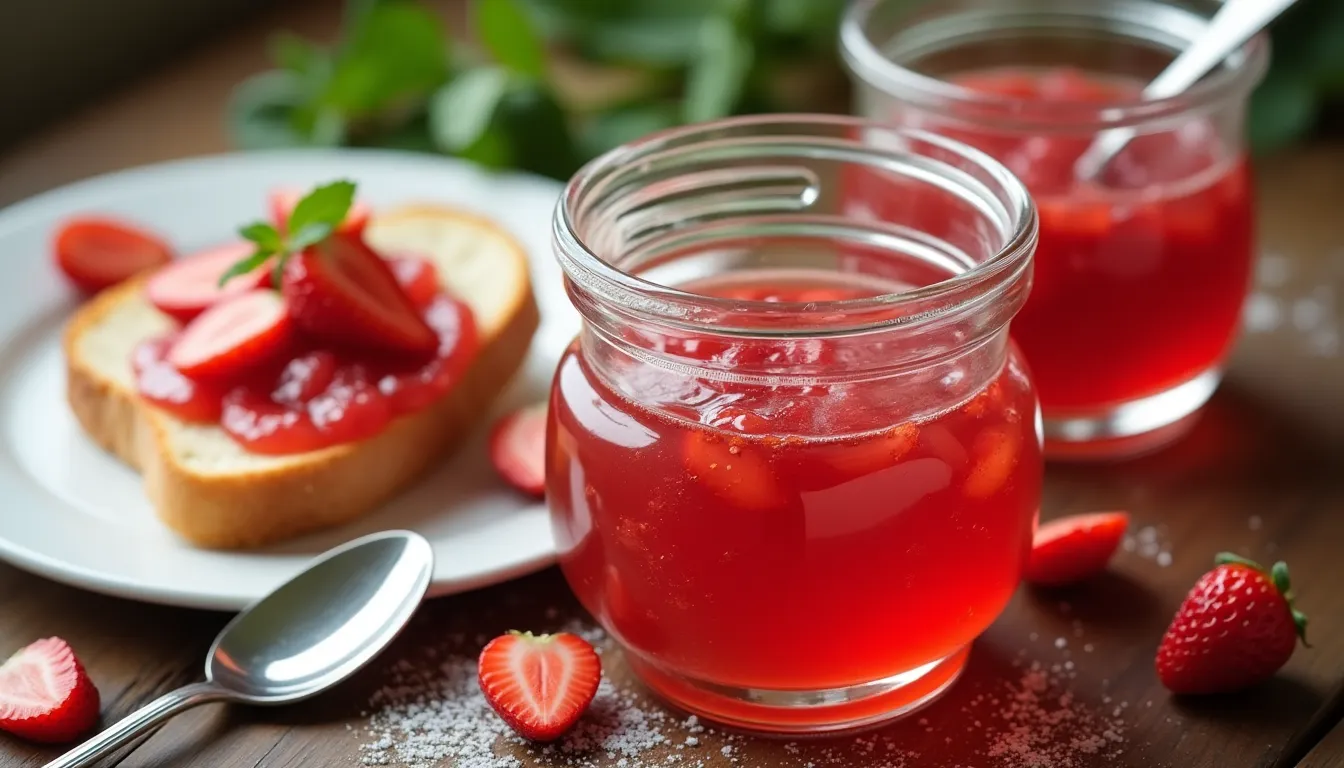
[228, 0, 1344, 182]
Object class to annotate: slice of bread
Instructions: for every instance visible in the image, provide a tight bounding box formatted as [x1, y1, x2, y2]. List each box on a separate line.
[63, 204, 540, 549]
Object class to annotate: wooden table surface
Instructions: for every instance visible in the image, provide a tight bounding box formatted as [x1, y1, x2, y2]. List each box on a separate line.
[2, 2, 1343, 767]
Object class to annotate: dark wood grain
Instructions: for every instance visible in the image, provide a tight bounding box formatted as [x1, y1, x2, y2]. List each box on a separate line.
[1302, 719, 1344, 768]
[0, 0, 1342, 765]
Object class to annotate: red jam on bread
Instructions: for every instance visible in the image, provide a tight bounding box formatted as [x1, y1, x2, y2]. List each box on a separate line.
[131, 187, 478, 455]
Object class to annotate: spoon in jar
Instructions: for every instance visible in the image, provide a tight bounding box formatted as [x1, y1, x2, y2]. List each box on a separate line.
[1073, 0, 1299, 182]
[42, 529, 434, 768]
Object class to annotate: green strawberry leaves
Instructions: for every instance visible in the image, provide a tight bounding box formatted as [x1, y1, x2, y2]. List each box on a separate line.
[220, 179, 357, 288]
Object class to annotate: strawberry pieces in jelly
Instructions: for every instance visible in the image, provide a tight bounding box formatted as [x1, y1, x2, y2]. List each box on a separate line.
[132, 337, 229, 422]
[217, 292, 478, 455]
[684, 406, 788, 512]
[964, 427, 1021, 500]
[819, 422, 919, 480]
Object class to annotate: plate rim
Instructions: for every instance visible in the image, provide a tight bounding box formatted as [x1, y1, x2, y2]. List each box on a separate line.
[0, 147, 568, 612]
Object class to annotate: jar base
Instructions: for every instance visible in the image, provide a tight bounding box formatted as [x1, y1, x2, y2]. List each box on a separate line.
[623, 645, 970, 737]
[1041, 368, 1219, 461]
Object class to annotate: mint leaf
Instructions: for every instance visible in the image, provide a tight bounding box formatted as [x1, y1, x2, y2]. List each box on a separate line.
[218, 246, 276, 287]
[239, 222, 284, 251]
[290, 221, 337, 251]
[430, 66, 511, 152]
[227, 70, 309, 150]
[475, 0, 547, 79]
[286, 180, 356, 238]
[219, 179, 359, 287]
[322, 1, 451, 115]
[684, 14, 753, 123]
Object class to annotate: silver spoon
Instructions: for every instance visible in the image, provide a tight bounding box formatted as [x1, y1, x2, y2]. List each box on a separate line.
[1073, 0, 1299, 181]
[44, 529, 434, 768]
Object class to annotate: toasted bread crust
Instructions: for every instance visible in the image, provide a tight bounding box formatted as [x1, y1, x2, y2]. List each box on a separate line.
[64, 208, 539, 549]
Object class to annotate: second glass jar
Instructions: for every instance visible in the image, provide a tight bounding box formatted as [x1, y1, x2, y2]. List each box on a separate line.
[547, 115, 1042, 734]
[842, 0, 1268, 459]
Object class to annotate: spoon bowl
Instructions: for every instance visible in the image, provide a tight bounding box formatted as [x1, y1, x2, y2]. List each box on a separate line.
[207, 530, 433, 703]
[44, 529, 434, 767]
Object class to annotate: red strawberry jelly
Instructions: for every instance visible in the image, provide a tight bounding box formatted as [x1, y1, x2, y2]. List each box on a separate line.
[548, 276, 1041, 694]
[134, 256, 478, 454]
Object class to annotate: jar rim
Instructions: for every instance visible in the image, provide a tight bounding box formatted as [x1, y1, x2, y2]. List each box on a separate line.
[552, 113, 1038, 337]
[839, 0, 1271, 131]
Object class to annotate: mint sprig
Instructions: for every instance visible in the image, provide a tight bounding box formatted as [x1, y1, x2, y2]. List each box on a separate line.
[220, 179, 356, 288]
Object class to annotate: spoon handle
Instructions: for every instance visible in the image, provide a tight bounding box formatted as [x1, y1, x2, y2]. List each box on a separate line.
[43, 682, 234, 768]
[1073, 0, 1298, 180]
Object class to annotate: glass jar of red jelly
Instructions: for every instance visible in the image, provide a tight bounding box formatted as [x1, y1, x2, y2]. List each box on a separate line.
[841, 0, 1267, 459]
[547, 115, 1042, 734]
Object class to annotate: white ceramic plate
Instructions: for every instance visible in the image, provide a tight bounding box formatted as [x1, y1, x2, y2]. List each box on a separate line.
[0, 149, 579, 610]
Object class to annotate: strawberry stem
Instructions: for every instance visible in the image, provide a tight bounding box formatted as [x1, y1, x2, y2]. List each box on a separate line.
[1271, 561, 1292, 598]
[1294, 609, 1311, 647]
[1214, 551, 1261, 570]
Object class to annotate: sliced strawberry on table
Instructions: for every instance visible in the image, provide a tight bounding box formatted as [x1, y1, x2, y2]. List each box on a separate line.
[0, 637, 100, 744]
[54, 216, 174, 293]
[269, 186, 370, 235]
[478, 631, 602, 742]
[387, 253, 441, 309]
[490, 404, 547, 497]
[167, 289, 294, 380]
[1024, 511, 1129, 586]
[282, 233, 438, 357]
[145, 241, 271, 323]
[1156, 553, 1308, 695]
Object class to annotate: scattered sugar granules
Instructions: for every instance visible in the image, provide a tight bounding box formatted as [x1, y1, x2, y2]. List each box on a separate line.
[981, 666, 1128, 768]
[359, 617, 1127, 768]
[1241, 252, 1341, 357]
[1123, 525, 1173, 567]
[360, 624, 673, 768]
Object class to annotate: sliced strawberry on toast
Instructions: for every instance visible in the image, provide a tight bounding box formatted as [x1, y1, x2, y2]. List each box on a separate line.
[166, 289, 294, 380]
[282, 233, 438, 357]
[62, 203, 539, 549]
[0, 637, 100, 744]
[145, 241, 270, 323]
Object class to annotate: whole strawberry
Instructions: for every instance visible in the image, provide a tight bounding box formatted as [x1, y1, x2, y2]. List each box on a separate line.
[1156, 553, 1308, 695]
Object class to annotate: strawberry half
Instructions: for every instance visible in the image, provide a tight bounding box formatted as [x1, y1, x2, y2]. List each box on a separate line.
[0, 637, 100, 743]
[53, 216, 174, 293]
[490, 404, 547, 497]
[282, 233, 438, 356]
[478, 631, 601, 742]
[1156, 553, 1308, 695]
[269, 186, 370, 236]
[145, 241, 270, 323]
[1024, 511, 1129, 586]
[167, 289, 293, 380]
